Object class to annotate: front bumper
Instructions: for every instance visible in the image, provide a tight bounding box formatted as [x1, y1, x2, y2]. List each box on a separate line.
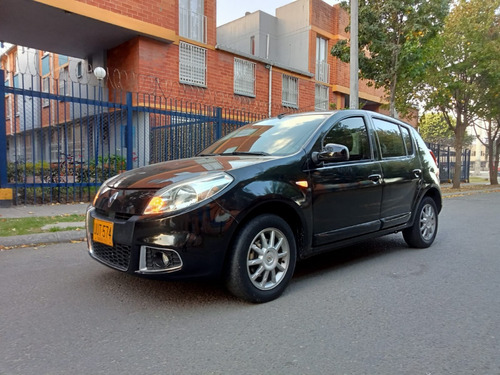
[86, 202, 236, 279]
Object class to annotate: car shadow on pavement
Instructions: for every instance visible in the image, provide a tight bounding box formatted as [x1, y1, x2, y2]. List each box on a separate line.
[86, 233, 410, 306]
[293, 233, 410, 280]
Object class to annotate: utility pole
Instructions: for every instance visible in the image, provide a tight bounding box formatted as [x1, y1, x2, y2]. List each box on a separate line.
[350, 0, 359, 109]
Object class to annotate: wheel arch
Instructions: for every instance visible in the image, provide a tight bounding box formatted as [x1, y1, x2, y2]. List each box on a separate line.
[223, 200, 309, 270]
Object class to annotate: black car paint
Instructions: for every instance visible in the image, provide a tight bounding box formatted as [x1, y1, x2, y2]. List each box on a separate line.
[87, 110, 441, 280]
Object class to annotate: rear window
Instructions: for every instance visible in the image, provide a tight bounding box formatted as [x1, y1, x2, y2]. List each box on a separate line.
[373, 118, 408, 158]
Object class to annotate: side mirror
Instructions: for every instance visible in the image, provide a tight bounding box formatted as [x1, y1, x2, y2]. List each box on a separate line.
[312, 143, 350, 164]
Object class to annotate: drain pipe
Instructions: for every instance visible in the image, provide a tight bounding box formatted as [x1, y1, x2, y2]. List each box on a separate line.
[266, 34, 272, 118]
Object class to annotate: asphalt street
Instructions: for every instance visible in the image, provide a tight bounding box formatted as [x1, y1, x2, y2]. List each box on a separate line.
[1, 191, 499, 375]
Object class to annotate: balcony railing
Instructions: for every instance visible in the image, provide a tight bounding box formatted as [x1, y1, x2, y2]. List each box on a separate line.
[179, 7, 207, 44]
[315, 61, 330, 83]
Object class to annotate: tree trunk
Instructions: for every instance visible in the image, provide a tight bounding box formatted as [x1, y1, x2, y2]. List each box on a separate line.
[389, 83, 397, 118]
[452, 126, 465, 189]
[490, 140, 499, 185]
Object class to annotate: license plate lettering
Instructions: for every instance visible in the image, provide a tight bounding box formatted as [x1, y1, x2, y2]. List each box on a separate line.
[93, 219, 114, 247]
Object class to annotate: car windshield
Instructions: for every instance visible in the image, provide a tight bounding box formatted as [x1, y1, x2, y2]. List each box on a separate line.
[200, 114, 330, 156]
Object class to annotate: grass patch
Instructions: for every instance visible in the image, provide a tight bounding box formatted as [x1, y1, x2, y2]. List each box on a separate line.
[0, 214, 85, 237]
[469, 176, 489, 183]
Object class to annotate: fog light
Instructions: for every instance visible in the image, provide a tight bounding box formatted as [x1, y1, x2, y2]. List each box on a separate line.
[152, 251, 171, 268]
[138, 246, 183, 274]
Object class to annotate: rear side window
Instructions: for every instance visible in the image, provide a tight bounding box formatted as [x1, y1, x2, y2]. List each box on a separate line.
[373, 118, 407, 158]
[401, 126, 414, 155]
[323, 117, 371, 160]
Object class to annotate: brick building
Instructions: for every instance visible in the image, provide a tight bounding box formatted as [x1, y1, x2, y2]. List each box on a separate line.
[1, 0, 387, 118]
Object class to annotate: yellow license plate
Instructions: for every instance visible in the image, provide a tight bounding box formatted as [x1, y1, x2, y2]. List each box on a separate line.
[93, 218, 114, 247]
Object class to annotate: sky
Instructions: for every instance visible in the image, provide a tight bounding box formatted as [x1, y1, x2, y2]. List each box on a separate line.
[217, 0, 339, 26]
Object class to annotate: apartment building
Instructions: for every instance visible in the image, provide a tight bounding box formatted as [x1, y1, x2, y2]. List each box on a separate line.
[217, 0, 386, 115]
[1, 0, 387, 116]
[1, 0, 392, 169]
[1, 45, 104, 162]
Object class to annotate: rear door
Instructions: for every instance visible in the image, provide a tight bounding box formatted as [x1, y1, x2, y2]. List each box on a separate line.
[371, 117, 422, 229]
[309, 115, 383, 246]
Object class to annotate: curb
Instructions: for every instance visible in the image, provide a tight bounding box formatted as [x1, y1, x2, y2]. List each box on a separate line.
[1, 231, 87, 248]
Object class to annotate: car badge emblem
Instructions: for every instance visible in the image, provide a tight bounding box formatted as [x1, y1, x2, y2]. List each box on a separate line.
[108, 192, 119, 208]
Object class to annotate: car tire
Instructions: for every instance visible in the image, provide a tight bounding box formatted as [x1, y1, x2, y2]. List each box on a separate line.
[225, 214, 297, 303]
[403, 196, 438, 248]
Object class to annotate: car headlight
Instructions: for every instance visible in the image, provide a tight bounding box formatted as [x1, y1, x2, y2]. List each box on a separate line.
[143, 173, 234, 215]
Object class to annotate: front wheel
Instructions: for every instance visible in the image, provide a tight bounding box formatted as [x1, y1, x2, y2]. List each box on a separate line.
[403, 197, 438, 248]
[225, 214, 297, 303]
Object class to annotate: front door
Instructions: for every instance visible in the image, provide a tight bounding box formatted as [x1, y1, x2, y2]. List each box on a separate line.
[310, 115, 383, 246]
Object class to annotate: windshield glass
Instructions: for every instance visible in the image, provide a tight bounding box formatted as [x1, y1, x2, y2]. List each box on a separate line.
[201, 114, 330, 156]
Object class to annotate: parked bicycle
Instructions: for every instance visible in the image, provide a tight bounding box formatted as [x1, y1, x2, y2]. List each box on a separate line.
[43, 152, 86, 183]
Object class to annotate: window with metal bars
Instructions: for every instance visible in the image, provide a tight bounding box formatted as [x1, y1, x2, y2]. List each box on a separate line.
[234, 58, 255, 97]
[179, 42, 206, 87]
[282, 75, 298, 108]
[315, 84, 329, 111]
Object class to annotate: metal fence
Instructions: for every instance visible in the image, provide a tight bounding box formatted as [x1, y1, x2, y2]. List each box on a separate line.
[0, 70, 263, 205]
[427, 143, 471, 183]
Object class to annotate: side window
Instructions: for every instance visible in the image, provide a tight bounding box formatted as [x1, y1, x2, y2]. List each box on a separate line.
[323, 117, 371, 160]
[401, 126, 414, 155]
[373, 118, 406, 158]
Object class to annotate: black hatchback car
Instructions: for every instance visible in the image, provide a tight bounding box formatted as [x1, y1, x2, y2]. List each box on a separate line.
[86, 110, 442, 303]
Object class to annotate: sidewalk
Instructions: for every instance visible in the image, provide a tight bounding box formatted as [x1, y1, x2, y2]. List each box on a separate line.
[0, 203, 89, 248]
[1, 183, 499, 249]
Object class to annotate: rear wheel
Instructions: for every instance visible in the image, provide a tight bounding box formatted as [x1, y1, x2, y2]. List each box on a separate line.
[225, 214, 296, 303]
[403, 197, 438, 248]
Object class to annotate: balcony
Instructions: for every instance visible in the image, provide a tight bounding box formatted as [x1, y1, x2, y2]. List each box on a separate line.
[179, 7, 207, 44]
[315, 61, 330, 83]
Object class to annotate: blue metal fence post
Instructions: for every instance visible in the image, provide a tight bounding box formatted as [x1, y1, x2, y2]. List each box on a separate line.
[0, 70, 8, 187]
[215, 107, 222, 140]
[126, 92, 133, 170]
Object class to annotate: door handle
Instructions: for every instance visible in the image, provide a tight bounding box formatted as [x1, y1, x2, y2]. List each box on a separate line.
[368, 174, 382, 183]
[412, 169, 422, 178]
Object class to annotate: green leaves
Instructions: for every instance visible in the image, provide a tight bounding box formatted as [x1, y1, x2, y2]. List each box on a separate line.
[331, 0, 450, 116]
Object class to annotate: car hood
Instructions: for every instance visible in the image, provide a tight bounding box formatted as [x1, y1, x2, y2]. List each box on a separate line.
[106, 155, 276, 190]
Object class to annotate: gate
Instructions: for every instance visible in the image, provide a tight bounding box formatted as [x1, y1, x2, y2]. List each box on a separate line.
[427, 143, 471, 183]
[0, 70, 263, 205]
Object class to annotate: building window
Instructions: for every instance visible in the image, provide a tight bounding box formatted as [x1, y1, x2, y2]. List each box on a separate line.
[42, 76, 50, 107]
[42, 54, 50, 76]
[5, 96, 12, 120]
[250, 36, 255, 55]
[282, 75, 298, 108]
[315, 84, 329, 111]
[13, 74, 20, 88]
[179, 0, 206, 43]
[59, 68, 68, 99]
[77, 61, 83, 78]
[316, 37, 329, 83]
[58, 55, 69, 66]
[179, 41, 206, 87]
[234, 58, 255, 97]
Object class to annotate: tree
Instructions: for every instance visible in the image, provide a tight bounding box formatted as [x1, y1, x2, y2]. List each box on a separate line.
[422, 0, 500, 188]
[331, 0, 449, 117]
[419, 112, 474, 147]
[473, 5, 500, 185]
[473, 120, 500, 185]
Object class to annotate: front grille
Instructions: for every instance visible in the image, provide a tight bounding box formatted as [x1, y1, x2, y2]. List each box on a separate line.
[91, 240, 132, 271]
[95, 208, 134, 221]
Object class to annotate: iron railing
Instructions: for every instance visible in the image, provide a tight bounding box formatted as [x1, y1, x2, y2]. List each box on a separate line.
[0, 70, 263, 205]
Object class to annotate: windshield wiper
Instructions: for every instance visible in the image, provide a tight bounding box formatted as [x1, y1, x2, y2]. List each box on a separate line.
[226, 151, 271, 156]
[198, 151, 271, 156]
